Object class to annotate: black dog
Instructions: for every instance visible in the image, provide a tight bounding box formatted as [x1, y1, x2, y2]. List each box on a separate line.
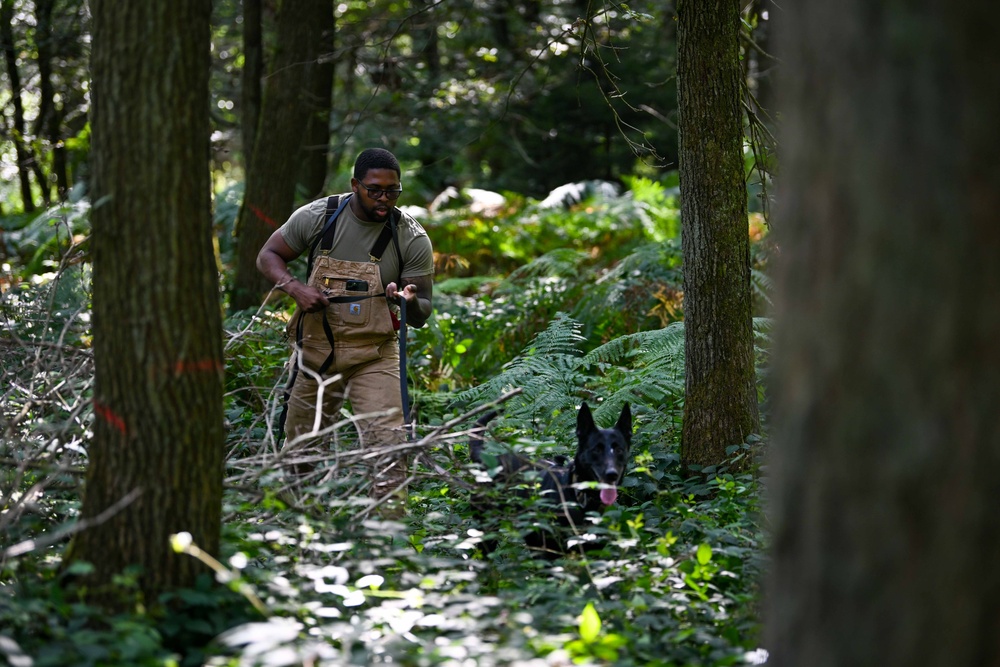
[469, 401, 632, 557]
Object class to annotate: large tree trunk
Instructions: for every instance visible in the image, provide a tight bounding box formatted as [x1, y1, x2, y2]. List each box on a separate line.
[69, 0, 223, 604]
[0, 0, 37, 212]
[297, 4, 335, 201]
[240, 0, 262, 167]
[229, 0, 327, 312]
[676, 0, 759, 469]
[34, 0, 67, 200]
[767, 2, 1000, 665]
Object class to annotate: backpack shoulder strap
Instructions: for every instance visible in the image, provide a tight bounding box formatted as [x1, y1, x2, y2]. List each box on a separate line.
[319, 194, 349, 251]
[368, 207, 404, 268]
[306, 194, 351, 279]
[388, 209, 405, 279]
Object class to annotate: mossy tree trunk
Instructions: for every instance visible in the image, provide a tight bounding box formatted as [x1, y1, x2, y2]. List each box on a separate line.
[676, 0, 760, 469]
[70, 0, 224, 604]
[230, 0, 328, 312]
[767, 2, 1000, 665]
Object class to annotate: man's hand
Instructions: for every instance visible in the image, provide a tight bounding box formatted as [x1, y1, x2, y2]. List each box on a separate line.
[386, 276, 433, 328]
[385, 281, 418, 305]
[288, 280, 329, 313]
[257, 230, 330, 312]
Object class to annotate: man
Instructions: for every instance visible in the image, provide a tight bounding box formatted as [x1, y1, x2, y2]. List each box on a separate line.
[256, 148, 434, 513]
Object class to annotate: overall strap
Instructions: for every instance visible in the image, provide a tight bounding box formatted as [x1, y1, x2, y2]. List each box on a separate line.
[283, 194, 350, 429]
[319, 195, 349, 250]
[312, 195, 402, 276]
[307, 194, 352, 279]
[368, 208, 402, 264]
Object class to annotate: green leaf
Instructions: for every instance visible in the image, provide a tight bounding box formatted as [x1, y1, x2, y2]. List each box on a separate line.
[697, 543, 712, 565]
[579, 602, 601, 643]
[63, 560, 95, 576]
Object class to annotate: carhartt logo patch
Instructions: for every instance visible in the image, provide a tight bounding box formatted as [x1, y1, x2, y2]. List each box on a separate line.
[350, 304, 361, 315]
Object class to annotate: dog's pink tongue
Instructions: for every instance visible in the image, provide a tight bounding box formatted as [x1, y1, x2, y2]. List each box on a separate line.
[600, 487, 618, 505]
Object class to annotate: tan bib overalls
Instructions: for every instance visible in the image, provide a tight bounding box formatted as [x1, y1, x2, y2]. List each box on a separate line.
[283, 249, 407, 503]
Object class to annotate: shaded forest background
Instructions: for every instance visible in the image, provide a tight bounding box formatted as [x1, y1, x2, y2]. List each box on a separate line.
[0, 0, 774, 219]
[0, 1, 788, 666]
[4, 1, 997, 667]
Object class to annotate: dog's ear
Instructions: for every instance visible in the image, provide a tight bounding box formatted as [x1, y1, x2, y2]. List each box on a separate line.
[576, 401, 596, 439]
[615, 403, 632, 445]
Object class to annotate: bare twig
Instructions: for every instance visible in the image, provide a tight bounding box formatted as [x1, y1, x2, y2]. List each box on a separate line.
[2, 488, 142, 559]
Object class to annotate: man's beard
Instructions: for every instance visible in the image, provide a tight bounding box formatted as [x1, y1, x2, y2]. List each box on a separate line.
[360, 200, 390, 222]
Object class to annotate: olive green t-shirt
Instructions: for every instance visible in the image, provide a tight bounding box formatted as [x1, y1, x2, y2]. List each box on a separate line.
[279, 194, 434, 286]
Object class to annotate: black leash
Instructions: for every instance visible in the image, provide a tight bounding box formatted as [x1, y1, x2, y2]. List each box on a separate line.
[398, 296, 410, 427]
[388, 216, 411, 429]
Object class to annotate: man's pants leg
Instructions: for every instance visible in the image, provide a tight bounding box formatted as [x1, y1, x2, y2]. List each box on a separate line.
[283, 352, 346, 478]
[341, 339, 409, 505]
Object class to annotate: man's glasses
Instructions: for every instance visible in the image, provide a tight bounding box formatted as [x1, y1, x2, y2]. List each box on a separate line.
[360, 183, 403, 201]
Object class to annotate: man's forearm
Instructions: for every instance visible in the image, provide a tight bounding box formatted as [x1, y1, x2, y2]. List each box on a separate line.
[257, 250, 299, 293]
[407, 297, 432, 328]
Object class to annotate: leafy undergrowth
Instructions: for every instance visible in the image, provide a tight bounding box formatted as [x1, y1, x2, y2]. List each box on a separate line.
[2, 177, 771, 666]
[1, 435, 766, 666]
[2, 296, 769, 667]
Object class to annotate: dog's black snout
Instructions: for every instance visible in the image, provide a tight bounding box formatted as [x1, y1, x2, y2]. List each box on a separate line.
[602, 467, 620, 484]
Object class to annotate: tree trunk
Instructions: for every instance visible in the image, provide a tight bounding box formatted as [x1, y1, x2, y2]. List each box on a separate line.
[414, 0, 440, 82]
[767, 2, 1000, 665]
[0, 0, 37, 212]
[297, 3, 334, 201]
[230, 0, 327, 312]
[241, 0, 262, 167]
[676, 0, 759, 469]
[69, 0, 223, 604]
[34, 0, 67, 200]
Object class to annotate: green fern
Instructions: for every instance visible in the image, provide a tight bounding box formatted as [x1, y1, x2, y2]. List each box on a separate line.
[455, 313, 588, 428]
[751, 268, 773, 306]
[584, 322, 686, 405]
[495, 248, 590, 292]
[454, 314, 677, 445]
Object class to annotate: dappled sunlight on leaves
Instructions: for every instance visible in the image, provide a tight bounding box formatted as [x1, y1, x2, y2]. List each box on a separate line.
[1, 172, 771, 666]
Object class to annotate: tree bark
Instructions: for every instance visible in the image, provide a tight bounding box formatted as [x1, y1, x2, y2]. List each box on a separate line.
[230, 0, 327, 312]
[34, 0, 67, 200]
[240, 0, 262, 167]
[69, 0, 223, 604]
[0, 0, 37, 212]
[676, 0, 759, 469]
[297, 3, 335, 201]
[767, 2, 1000, 665]
[414, 0, 440, 82]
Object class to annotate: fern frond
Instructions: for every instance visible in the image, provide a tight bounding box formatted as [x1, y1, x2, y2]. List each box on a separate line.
[496, 249, 590, 293]
[584, 321, 685, 367]
[454, 313, 587, 412]
[751, 268, 773, 305]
